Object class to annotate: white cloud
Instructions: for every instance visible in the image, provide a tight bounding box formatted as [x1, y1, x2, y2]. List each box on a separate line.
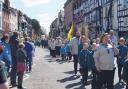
[21, 0, 50, 7]
[36, 13, 56, 33]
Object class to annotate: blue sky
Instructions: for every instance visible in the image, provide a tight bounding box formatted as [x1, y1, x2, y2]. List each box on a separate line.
[10, 0, 67, 33]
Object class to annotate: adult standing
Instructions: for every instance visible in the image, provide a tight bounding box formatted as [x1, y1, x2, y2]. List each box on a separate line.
[9, 32, 19, 87]
[109, 30, 118, 46]
[0, 34, 12, 74]
[70, 31, 81, 75]
[24, 37, 33, 72]
[55, 37, 62, 59]
[0, 45, 9, 89]
[50, 39, 56, 58]
[93, 33, 119, 89]
[41, 38, 45, 48]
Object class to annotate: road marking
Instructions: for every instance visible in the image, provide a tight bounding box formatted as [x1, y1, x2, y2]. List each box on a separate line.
[24, 74, 30, 80]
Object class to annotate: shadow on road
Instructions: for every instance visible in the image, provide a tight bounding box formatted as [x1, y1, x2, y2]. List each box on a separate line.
[74, 85, 86, 89]
[64, 70, 74, 74]
[57, 75, 80, 83]
[114, 82, 125, 89]
[65, 81, 81, 89]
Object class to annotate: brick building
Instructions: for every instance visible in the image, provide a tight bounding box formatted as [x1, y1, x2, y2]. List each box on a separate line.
[64, 0, 74, 32]
[3, 0, 10, 33]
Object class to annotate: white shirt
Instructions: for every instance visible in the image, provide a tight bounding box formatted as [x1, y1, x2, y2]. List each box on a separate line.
[70, 37, 79, 55]
[55, 39, 62, 47]
[50, 41, 56, 50]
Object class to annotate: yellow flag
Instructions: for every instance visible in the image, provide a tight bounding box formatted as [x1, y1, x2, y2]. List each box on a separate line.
[67, 22, 74, 41]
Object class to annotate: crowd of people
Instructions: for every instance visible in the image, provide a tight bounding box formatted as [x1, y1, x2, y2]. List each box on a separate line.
[0, 30, 128, 89]
[47, 30, 128, 89]
[0, 32, 35, 89]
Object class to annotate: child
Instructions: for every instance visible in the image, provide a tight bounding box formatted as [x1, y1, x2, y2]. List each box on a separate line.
[60, 44, 66, 61]
[79, 43, 90, 86]
[65, 40, 72, 61]
[122, 59, 128, 89]
[88, 43, 97, 89]
[117, 37, 128, 83]
[16, 43, 27, 89]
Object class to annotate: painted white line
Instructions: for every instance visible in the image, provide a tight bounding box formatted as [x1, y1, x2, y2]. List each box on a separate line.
[23, 74, 30, 80]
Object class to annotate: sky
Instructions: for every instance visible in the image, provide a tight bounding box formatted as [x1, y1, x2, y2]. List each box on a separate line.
[10, 0, 67, 33]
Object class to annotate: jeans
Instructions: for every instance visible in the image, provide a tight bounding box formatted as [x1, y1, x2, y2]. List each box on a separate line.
[117, 64, 123, 81]
[92, 69, 97, 89]
[73, 55, 78, 74]
[10, 61, 17, 85]
[81, 67, 88, 84]
[17, 72, 24, 87]
[26, 54, 32, 72]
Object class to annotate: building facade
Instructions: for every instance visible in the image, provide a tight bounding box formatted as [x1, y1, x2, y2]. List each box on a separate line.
[102, 0, 118, 34]
[64, 0, 74, 32]
[9, 7, 18, 32]
[50, 18, 58, 38]
[58, 10, 65, 37]
[117, 0, 128, 39]
[73, 0, 102, 39]
[0, 0, 3, 37]
[2, 0, 10, 33]
[73, 0, 85, 35]
[50, 10, 65, 38]
[84, 0, 102, 39]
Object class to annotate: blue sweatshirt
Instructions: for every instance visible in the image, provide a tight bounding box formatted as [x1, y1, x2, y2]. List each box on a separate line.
[0, 41, 12, 66]
[79, 49, 90, 68]
[117, 45, 128, 65]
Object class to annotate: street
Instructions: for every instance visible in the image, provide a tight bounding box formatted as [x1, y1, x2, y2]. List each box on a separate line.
[11, 47, 126, 89]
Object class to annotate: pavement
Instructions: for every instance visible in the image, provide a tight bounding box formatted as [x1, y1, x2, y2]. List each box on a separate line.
[11, 47, 126, 89]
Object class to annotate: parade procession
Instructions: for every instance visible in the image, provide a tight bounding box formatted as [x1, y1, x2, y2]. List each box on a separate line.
[0, 0, 128, 89]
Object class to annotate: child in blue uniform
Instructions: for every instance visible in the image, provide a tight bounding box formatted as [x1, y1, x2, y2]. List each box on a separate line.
[79, 43, 90, 86]
[88, 43, 97, 89]
[60, 44, 66, 61]
[117, 37, 128, 83]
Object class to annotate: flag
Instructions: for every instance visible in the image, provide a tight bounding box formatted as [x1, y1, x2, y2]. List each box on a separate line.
[67, 22, 74, 41]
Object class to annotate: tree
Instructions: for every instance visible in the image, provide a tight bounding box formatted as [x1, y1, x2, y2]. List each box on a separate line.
[41, 26, 47, 35]
[31, 19, 42, 37]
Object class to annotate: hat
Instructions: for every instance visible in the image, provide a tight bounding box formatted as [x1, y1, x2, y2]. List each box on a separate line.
[119, 37, 125, 42]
